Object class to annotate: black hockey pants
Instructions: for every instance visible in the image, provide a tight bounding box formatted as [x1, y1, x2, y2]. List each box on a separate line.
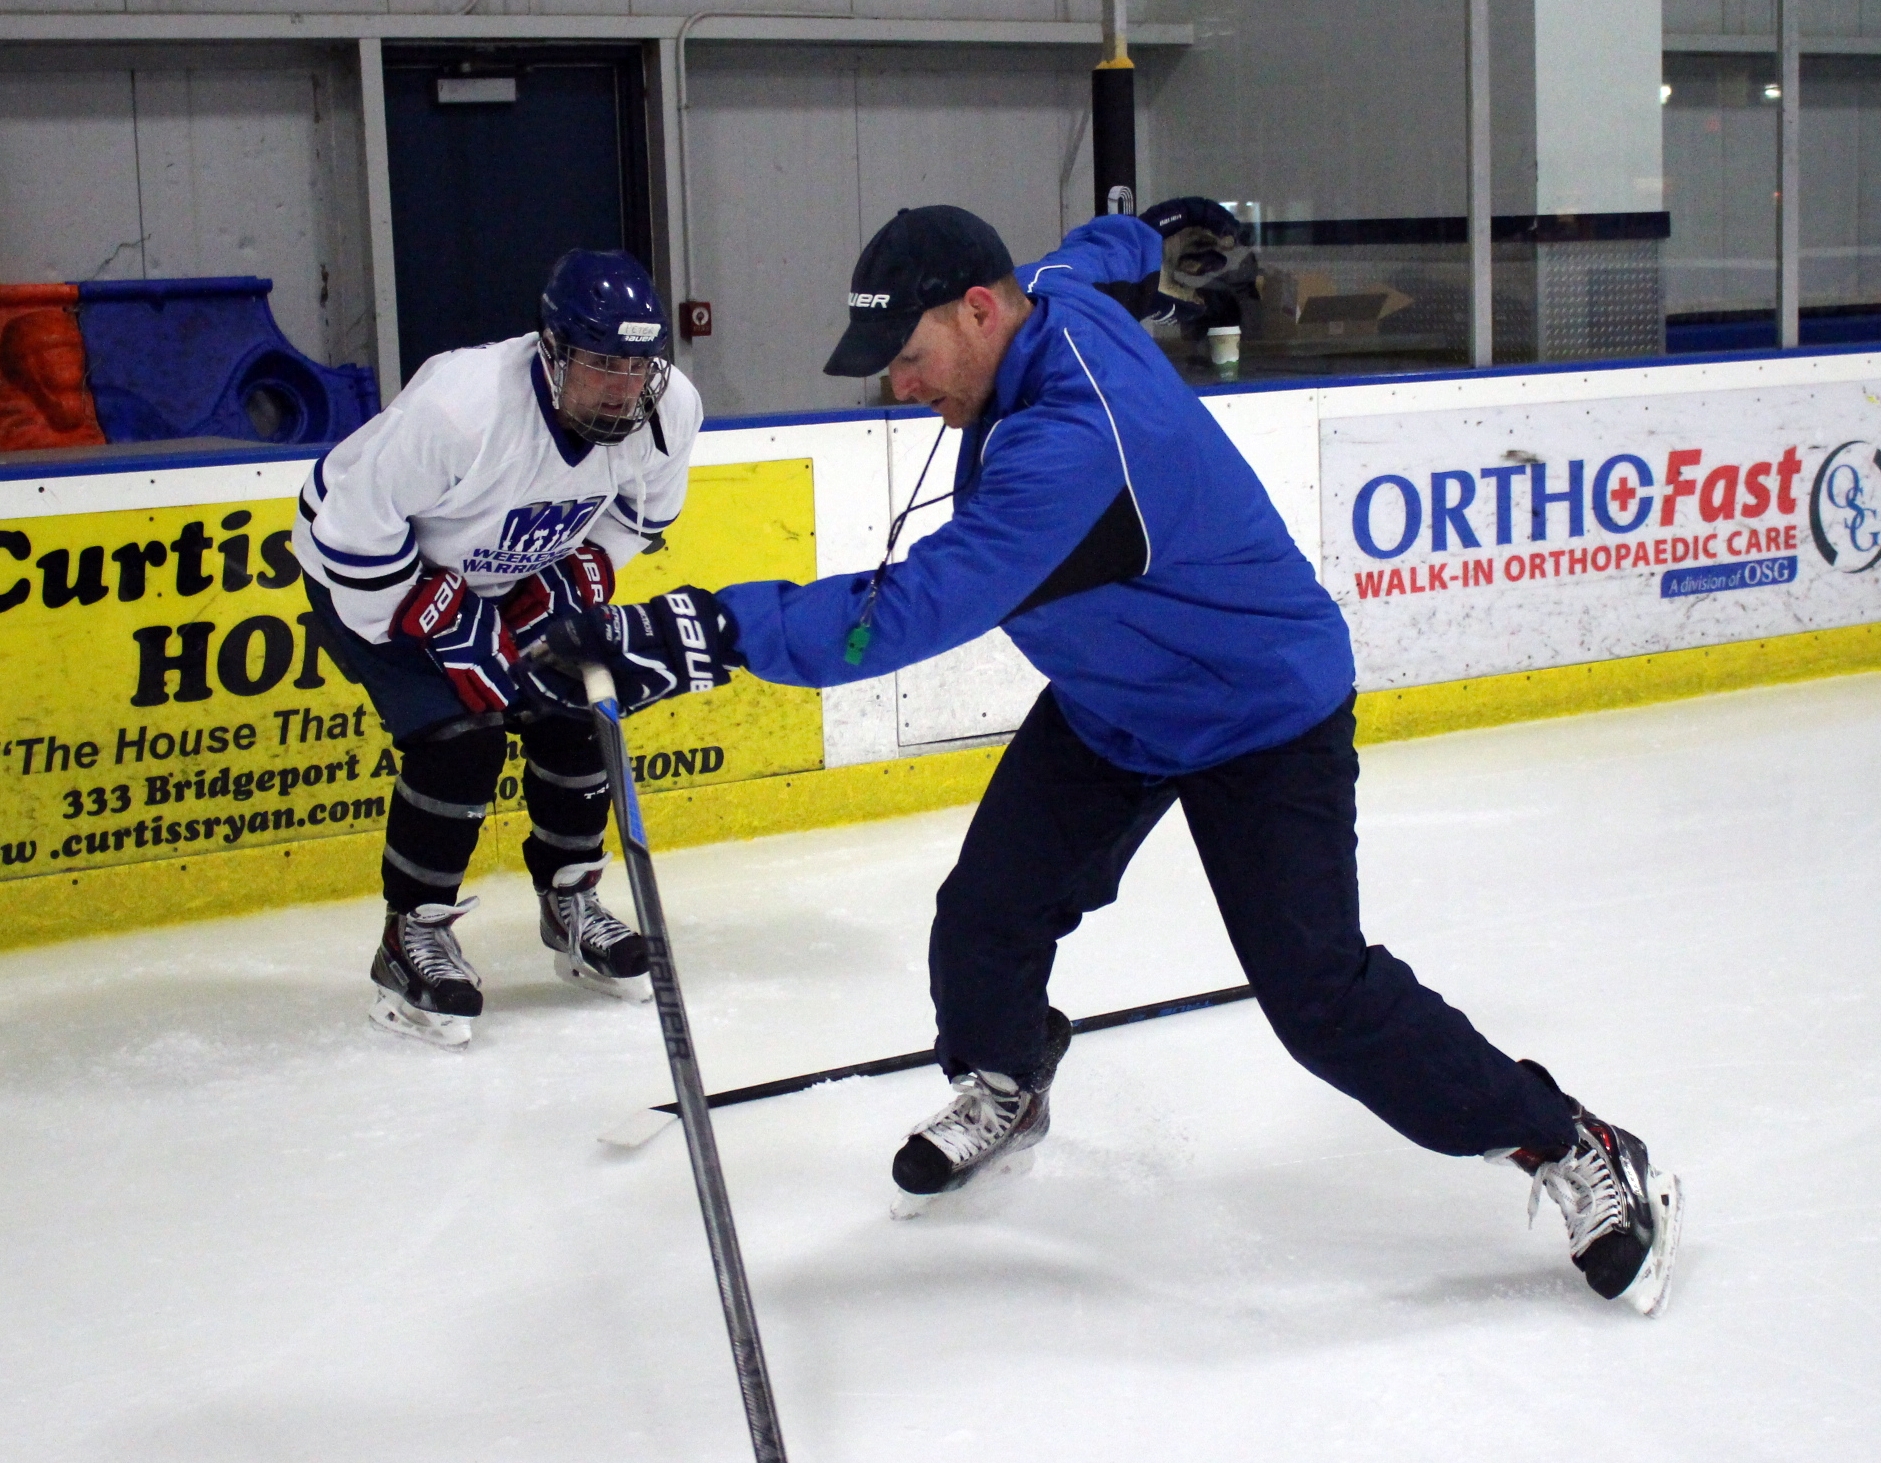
[929, 689, 1577, 1157]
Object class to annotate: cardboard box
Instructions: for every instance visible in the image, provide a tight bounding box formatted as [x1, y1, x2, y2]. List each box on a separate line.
[1256, 268, 1412, 340]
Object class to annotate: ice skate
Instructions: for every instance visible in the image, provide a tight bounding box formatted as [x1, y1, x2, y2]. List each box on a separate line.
[1493, 1062, 1685, 1317]
[540, 854, 652, 1002]
[891, 1007, 1072, 1204]
[368, 897, 484, 1050]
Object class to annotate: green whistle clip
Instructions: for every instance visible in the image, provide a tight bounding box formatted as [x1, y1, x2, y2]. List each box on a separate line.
[844, 625, 872, 665]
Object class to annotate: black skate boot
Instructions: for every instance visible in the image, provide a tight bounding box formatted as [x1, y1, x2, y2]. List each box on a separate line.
[539, 855, 652, 1003]
[1492, 1060, 1685, 1317]
[892, 1007, 1073, 1199]
[368, 897, 484, 1050]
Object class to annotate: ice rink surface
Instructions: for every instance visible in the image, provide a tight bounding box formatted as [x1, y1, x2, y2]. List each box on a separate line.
[5, 675, 1879, 1461]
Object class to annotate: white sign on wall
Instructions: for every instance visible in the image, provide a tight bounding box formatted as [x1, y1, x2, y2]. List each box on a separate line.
[1320, 379, 1881, 689]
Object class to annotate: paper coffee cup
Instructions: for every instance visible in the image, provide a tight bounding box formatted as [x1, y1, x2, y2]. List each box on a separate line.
[1207, 326, 1241, 367]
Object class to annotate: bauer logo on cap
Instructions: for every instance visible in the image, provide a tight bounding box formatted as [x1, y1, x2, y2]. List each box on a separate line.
[823, 206, 1014, 378]
[616, 321, 663, 343]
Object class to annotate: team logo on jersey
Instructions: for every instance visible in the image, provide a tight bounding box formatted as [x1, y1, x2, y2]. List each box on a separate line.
[462, 496, 607, 577]
[1809, 440, 1881, 573]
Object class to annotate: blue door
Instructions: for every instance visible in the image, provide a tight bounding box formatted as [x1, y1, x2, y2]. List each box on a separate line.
[383, 49, 655, 381]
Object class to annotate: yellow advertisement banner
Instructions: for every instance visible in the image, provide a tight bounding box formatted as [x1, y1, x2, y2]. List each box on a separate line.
[599, 457, 821, 795]
[0, 457, 820, 885]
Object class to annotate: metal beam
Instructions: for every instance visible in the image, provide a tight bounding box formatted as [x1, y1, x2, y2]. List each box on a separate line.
[1665, 32, 1881, 56]
[1777, 2, 1801, 350]
[649, 38, 692, 379]
[357, 36, 401, 401]
[1466, 0, 1492, 369]
[0, 14, 1193, 47]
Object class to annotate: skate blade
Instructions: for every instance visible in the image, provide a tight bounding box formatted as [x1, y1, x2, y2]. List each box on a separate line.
[1623, 1169, 1685, 1318]
[368, 990, 472, 1050]
[890, 1147, 1037, 1220]
[598, 1109, 679, 1150]
[554, 951, 653, 1004]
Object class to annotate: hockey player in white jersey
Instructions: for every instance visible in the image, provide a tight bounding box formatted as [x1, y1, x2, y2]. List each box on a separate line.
[296, 250, 735, 1047]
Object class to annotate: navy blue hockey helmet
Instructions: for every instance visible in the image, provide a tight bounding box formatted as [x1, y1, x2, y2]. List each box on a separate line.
[537, 249, 671, 444]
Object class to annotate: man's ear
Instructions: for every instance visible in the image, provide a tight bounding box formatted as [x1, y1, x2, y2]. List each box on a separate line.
[960, 284, 1001, 332]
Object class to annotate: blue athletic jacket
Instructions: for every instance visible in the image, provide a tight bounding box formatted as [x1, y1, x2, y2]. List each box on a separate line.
[715, 216, 1356, 777]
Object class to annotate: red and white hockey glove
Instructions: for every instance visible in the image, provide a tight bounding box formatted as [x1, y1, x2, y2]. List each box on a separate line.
[394, 568, 520, 715]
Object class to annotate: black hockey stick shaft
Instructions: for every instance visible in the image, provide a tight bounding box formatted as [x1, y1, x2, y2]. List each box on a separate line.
[583, 665, 787, 1463]
[650, 983, 1257, 1117]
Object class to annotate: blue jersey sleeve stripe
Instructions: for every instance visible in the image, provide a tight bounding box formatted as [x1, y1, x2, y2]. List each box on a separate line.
[311, 524, 418, 570]
[612, 495, 678, 533]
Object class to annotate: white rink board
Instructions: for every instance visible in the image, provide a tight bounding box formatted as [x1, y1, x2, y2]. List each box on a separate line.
[1319, 378, 1881, 688]
[19, 347, 1881, 778]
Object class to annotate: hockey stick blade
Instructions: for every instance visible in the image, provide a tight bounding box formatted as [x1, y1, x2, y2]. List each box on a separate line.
[599, 1107, 680, 1151]
[601, 982, 1256, 1141]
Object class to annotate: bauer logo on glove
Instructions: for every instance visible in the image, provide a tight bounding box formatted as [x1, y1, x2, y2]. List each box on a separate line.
[393, 568, 521, 715]
[664, 590, 722, 694]
[536, 584, 740, 713]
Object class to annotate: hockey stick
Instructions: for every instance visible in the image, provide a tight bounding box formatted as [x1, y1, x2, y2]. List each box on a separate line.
[603, 982, 1257, 1147]
[582, 663, 788, 1463]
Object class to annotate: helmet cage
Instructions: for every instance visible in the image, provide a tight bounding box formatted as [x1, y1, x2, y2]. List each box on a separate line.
[537, 329, 671, 445]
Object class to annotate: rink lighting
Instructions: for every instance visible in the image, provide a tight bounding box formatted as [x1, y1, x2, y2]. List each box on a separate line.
[1764, 82, 1783, 101]
[1660, 83, 1672, 104]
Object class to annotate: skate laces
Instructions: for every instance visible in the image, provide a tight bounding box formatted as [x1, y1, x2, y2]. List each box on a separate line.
[917, 1072, 1027, 1165]
[403, 899, 480, 988]
[553, 882, 635, 961]
[1527, 1127, 1625, 1258]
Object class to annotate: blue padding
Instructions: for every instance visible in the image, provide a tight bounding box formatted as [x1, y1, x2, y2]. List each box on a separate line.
[74, 276, 379, 447]
[1668, 312, 1881, 356]
[76, 276, 280, 302]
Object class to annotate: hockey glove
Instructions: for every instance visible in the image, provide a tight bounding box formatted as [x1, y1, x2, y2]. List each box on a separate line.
[501, 545, 621, 716]
[394, 568, 520, 715]
[539, 586, 739, 714]
[501, 543, 617, 645]
[1139, 196, 1254, 324]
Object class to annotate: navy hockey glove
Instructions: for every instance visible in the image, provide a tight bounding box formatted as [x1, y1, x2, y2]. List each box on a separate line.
[394, 568, 521, 715]
[1139, 196, 1254, 324]
[501, 545, 620, 715]
[539, 586, 739, 713]
[501, 543, 616, 646]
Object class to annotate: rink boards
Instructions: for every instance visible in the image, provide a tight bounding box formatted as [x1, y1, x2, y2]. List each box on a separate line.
[5, 345, 1881, 944]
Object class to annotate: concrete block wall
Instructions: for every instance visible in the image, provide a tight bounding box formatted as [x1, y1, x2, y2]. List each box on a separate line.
[0, 44, 373, 373]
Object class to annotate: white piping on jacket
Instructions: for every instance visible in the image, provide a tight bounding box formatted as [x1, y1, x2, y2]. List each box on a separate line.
[1059, 328, 1152, 572]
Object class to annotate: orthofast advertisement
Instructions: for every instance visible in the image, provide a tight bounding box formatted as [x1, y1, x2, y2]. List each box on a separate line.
[1321, 380, 1881, 688]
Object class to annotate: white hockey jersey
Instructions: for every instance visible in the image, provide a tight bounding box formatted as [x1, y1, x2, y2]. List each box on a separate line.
[295, 334, 702, 643]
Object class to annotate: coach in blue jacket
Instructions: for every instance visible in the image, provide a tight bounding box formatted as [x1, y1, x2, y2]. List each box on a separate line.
[695, 204, 1679, 1311]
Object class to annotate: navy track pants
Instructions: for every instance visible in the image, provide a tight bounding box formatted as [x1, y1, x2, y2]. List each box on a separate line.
[928, 689, 1576, 1157]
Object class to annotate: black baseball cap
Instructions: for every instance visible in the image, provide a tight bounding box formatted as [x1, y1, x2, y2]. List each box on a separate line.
[823, 205, 1015, 377]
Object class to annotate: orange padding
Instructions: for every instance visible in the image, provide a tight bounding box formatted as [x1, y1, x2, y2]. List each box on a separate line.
[0, 282, 105, 452]
[0, 283, 80, 308]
